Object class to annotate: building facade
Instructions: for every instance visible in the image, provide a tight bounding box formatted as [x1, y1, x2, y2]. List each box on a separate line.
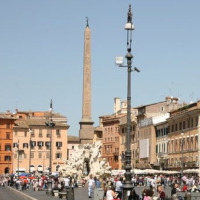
[0, 113, 16, 174]
[67, 135, 80, 160]
[155, 121, 169, 170]
[101, 114, 124, 169]
[167, 101, 200, 171]
[119, 115, 137, 169]
[13, 111, 69, 174]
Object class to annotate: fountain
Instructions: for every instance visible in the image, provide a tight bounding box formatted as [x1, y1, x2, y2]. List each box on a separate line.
[59, 141, 111, 180]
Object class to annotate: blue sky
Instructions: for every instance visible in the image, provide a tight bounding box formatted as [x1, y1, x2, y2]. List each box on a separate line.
[0, 0, 200, 136]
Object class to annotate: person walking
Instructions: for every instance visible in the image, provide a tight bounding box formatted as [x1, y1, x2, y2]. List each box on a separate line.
[115, 177, 123, 199]
[157, 185, 165, 200]
[64, 176, 70, 191]
[88, 174, 95, 198]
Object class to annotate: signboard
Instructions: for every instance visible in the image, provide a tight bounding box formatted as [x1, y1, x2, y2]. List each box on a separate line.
[139, 139, 149, 158]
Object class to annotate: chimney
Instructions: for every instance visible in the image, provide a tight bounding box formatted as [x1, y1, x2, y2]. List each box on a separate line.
[114, 97, 121, 114]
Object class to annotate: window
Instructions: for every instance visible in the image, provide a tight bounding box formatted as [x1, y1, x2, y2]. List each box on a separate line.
[31, 141, 36, 149]
[23, 143, 28, 148]
[171, 125, 174, 132]
[187, 119, 190, 128]
[183, 121, 186, 129]
[37, 141, 44, 149]
[24, 131, 27, 137]
[5, 145, 11, 151]
[160, 106, 165, 112]
[15, 131, 18, 136]
[45, 142, 50, 150]
[6, 124, 10, 129]
[179, 122, 182, 131]
[38, 129, 42, 137]
[56, 142, 62, 149]
[161, 129, 163, 136]
[46, 130, 50, 137]
[191, 119, 193, 128]
[13, 143, 18, 148]
[175, 124, 178, 131]
[56, 129, 61, 137]
[46, 152, 49, 159]
[196, 117, 198, 126]
[31, 152, 34, 159]
[6, 133, 10, 139]
[56, 153, 62, 159]
[38, 152, 42, 159]
[5, 156, 11, 161]
[72, 146, 74, 149]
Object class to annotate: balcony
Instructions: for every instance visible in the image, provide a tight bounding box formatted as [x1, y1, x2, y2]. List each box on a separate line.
[157, 152, 168, 158]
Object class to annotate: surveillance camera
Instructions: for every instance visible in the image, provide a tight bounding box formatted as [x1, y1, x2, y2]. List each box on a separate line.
[134, 67, 140, 72]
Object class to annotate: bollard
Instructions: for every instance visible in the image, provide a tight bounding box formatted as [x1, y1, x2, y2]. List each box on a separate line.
[46, 179, 52, 195]
[184, 192, 191, 200]
[66, 186, 74, 200]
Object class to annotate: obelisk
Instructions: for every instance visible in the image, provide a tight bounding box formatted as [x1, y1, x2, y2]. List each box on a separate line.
[79, 18, 94, 144]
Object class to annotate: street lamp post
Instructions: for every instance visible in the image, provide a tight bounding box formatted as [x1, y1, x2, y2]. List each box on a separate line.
[45, 99, 55, 195]
[181, 131, 184, 180]
[29, 129, 32, 174]
[116, 5, 139, 200]
[17, 140, 20, 177]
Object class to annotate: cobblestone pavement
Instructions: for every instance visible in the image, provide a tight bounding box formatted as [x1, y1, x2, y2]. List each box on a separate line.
[8, 185, 173, 200]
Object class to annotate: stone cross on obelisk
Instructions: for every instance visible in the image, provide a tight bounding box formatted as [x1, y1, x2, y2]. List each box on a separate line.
[79, 18, 94, 144]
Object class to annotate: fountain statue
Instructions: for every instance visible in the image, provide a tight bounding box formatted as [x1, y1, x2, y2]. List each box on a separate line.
[59, 141, 111, 179]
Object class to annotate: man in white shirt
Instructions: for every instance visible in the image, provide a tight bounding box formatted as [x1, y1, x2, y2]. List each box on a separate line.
[64, 176, 70, 191]
[88, 175, 95, 198]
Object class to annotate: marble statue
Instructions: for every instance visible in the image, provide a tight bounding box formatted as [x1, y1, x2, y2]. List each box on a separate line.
[59, 141, 112, 179]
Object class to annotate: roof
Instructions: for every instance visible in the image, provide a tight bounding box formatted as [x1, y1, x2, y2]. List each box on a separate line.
[68, 135, 80, 142]
[16, 111, 66, 119]
[14, 118, 69, 128]
[14, 120, 29, 129]
[101, 113, 126, 123]
[136, 100, 166, 109]
[0, 113, 16, 120]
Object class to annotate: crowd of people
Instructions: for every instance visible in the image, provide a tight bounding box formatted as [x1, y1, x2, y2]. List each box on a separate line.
[86, 173, 200, 200]
[1, 173, 200, 200]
